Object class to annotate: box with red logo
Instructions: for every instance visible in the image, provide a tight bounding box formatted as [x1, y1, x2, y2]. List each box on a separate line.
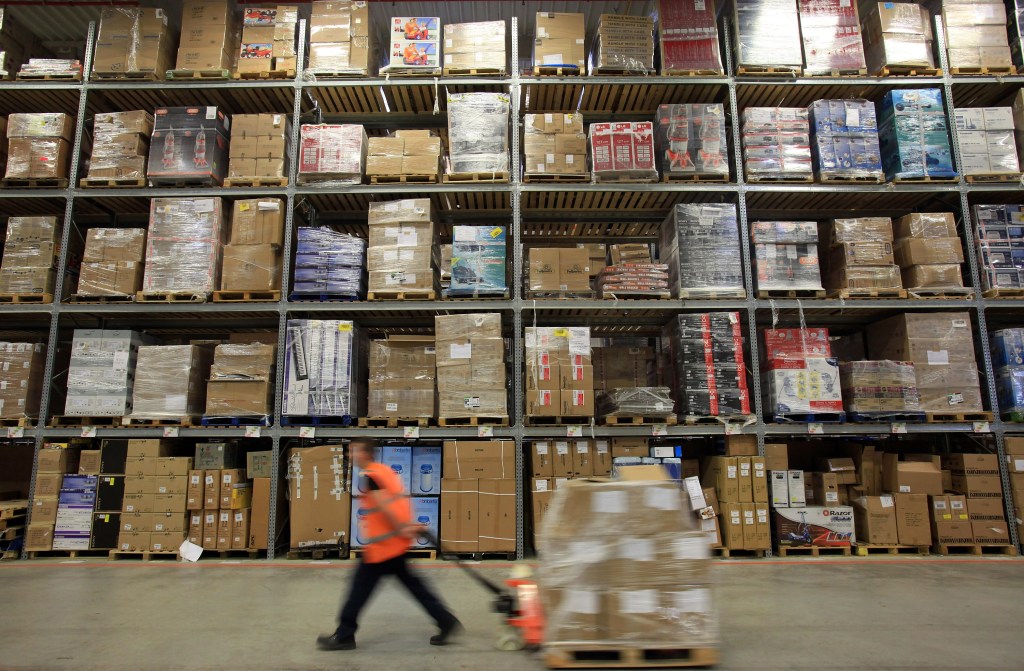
[589, 121, 656, 181]
[298, 124, 367, 183]
[763, 328, 832, 364]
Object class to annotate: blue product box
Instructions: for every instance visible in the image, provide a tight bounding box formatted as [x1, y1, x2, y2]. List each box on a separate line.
[350, 500, 370, 548]
[58, 489, 96, 506]
[992, 329, 1024, 369]
[61, 475, 98, 491]
[997, 369, 1024, 414]
[382, 445, 413, 493]
[411, 446, 442, 495]
[450, 226, 507, 296]
[880, 89, 944, 120]
[411, 496, 439, 548]
[660, 457, 682, 479]
[351, 445, 383, 496]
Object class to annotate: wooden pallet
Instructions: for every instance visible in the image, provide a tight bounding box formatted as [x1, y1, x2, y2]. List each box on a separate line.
[545, 644, 718, 669]
[682, 414, 756, 427]
[592, 174, 659, 184]
[438, 415, 509, 427]
[0, 525, 24, 541]
[445, 291, 511, 300]
[854, 543, 930, 556]
[662, 69, 725, 77]
[966, 173, 1022, 183]
[661, 172, 730, 183]
[829, 288, 908, 300]
[121, 416, 198, 428]
[296, 174, 362, 186]
[289, 292, 360, 302]
[166, 69, 230, 80]
[0, 501, 28, 520]
[147, 178, 221, 188]
[380, 68, 443, 78]
[68, 293, 136, 304]
[222, 176, 288, 188]
[924, 411, 994, 424]
[212, 290, 281, 303]
[525, 416, 595, 427]
[531, 66, 581, 76]
[0, 293, 52, 304]
[28, 549, 108, 559]
[522, 173, 591, 183]
[232, 69, 295, 80]
[805, 68, 868, 77]
[984, 288, 1024, 299]
[443, 171, 510, 184]
[746, 174, 814, 183]
[525, 290, 596, 300]
[950, 66, 1015, 76]
[678, 288, 747, 300]
[442, 67, 506, 77]
[877, 65, 941, 77]
[848, 411, 927, 424]
[891, 174, 959, 184]
[737, 65, 802, 77]
[598, 415, 677, 426]
[776, 545, 852, 557]
[351, 548, 436, 560]
[367, 289, 437, 301]
[357, 416, 434, 428]
[281, 415, 354, 427]
[1, 178, 69, 189]
[286, 544, 346, 560]
[207, 548, 263, 558]
[591, 67, 653, 76]
[49, 415, 122, 428]
[906, 287, 975, 300]
[714, 547, 766, 558]
[819, 174, 886, 184]
[757, 289, 827, 299]
[598, 290, 673, 300]
[368, 174, 437, 185]
[933, 543, 1018, 556]
[0, 416, 34, 428]
[109, 550, 181, 561]
[136, 291, 208, 303]
[91, 71, 162, 81]
[773, 412, 846, 424]
[305, 71, 367, 79]
[79, 177, 148, 189]
[200, 415, 270, 427]
[15, 72, 81, 81]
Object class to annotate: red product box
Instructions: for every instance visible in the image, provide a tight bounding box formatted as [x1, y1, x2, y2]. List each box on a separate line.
[590, 123, 614, 173]
[631, 121, 655, 171]
[611, 122, 635, 171]
[763, 328, 831, 360]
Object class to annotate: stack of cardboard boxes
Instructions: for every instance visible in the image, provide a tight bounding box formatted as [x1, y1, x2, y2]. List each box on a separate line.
[85, 111, 152, 183]
[365, 131, 441, 181]
[450, 226, 507, 298]
[367, 198, 437, 296]
[352, 446, 439, 551]
[297, 124, 366, 184]
[974, 204, 1024, 292]
[307, 0, 372, 75]
[954, 107, 1020, 177]
[533, 12, 585, 72]
[386, 16, 440, 72]
[861, 1, 935, 76]
[283, 319, 366, 420]
[205, 343, 275, 419]
[142, 197, 225, 296]
[221, 197, 284, 295]
[89, 442, 124, 550]
[524, 327, 594, 420]
[244, 448, 280, 552]
[741, 108, 813, 180]
[4, 113, 73, 184]
[443, 21, 506, 73]
[523, 113, 587, 179]
[227, 114, 290, 183]
[92, 8, 176, 78]
[117, 440, 192, 554]
[188, 442, 253, 553]
[589, 121, 656, 182]
[441, 441, 516, 554]
[174, 0, 238, 74]
[237, 5, 298, 76]
[704, 452, 770, 552]
[0, 342, 44, 421]
[823, 216, 902, 295]
[0, 215, 60, 297]
[809, 99, 884, 182]
[658, 0, 723, 74]
[129, 346, 213, 421]
[878, 89, 956, 181]
[752, 221, 823, 293]
[839, 361, 922, 417]
[733, 0, 803, 72]
[447, 92, 509, 176]
[527, 247, 590, 297]
[945, 453, 1009, 545]
[592, 345, 653, 392]
[660, 203, 742, 298]
[1005, 437, 1024, 540]
[797, 0, 866, 75]
[664, 313, 752, 420]
[435, 313, 506, 419]
[763, 327, 844, 420]
[148, 106, 230, 186]
[770, 450, 856, 549]
[25, 446, 77, 551]
[293, 227, 366, 297]
[64, 329, 155, 418]
[942, 0, 1012, 72]
[593, 14, 654, 73]
[77, 228, 147, 297]
[367, 336, 436, 420]
[892, 212, 965, 291]
[286, 444, 349, 550]
[530, 438, 614, 537]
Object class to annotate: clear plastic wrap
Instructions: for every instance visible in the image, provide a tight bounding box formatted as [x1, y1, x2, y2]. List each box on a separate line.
[997, 368, 1024, 416]
[809, 100, 883, 180]
[367, 336, 435, 418]
[798, 0, 866, 74]
[902, 264, 964, 290]
[78, 227, 146, 296]
[293, 227, 366, 297]
[830, 217, 894, 245]
[383, 17, 441, 72]
[596, 387, 674, 417]
[589, 122, 657, 182]
[283, 319, 366, 418]
[435, 313, 506, 417]
[366, 198, 435, 295]
[443, 21, 506, 72]
[894, 212, 957, 239]
[973, 204, 1024, 291]
[93, 8, 175, 76]
[450, 226, 507, 297]
[129, 345, 212, 419]
[755, 244, 823, 291]
[663, 313, 751, 418]
[655, 104, 728, 178]
[4, 138, 70, 180]
[827, 241, 895, 265]
[298, 124, 367, 184]
[89, 111, 152, 179]
[0, 216, 59, 295]
[660, 203, 742, 296]
[658, 0, 723, 74]
[206, 343, 274, 418]
[147, 106, 230, 184]
[763, 327, 831, 363]
[825, 265, 902, 292]
[765, 357, 843, 417]
[142, 198, 224, 294]
[305, 1, 373, 78]
[238, 5, 297, 75]
[525, 327, 592, 417]
[597, 263, 670, 298]
[751, 220, 817, 243]
[19, 58, 82, 76]
[0, 342, 44, 420]
[6, 113, 74, 140]
[231, 198, 285, 245]
[65, 329, 153, 417]
[878, 89, 956, 180]
[942, 1, 1012, 70]
[991, 328, 1024, 370]
[893, 237, 964, 266]
[742, 108, 812, 179]
[446, 93, 509, 176]
[220, 244, 281, 291]
[593, 14, 654, 74]
[839, 360, 919, 404]
[954, 114, 1020, 176]
[734, 0, 803, 69]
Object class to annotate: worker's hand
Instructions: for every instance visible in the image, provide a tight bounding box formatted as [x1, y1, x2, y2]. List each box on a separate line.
[401, 523, 427, 539]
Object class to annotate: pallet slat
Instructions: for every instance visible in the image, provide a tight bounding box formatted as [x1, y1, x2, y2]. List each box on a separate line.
[545, 644, 718, 669]
[438, 416, 509, 427]
[776, 545, 852, 557]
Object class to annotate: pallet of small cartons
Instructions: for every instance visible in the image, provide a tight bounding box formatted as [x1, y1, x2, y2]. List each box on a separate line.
[655, 105, 730, 182]
[524, 327, 594, 422]
[593, 14, 655, 74]
[435, 314, 507, 423]
[125, 345, 213, 425]
[589, 121, 657, 183]
[733, 0, 803, 75]
[366, 336, 436, 423]
[942, 453, 1012, 549]
[840, 361, 925, 422]
[204, 343, 275, 422]
[532, 12, 585, 74]
[61, 330, 155, 420]
[974, 204, 1024, 295]
[942, 1, 1014, 74]
[861, 2, 937, 77]
[297, 124, 367, 185]
[366, 198, 438, 299]
[3, 113, 73, 188]
[442, 21, 506, 75]
[702, 455, 770, 555]
[236, 6, 298, 78]
[307, 1, 374, 77]
[292, 227, 366, 299]
[522, 114, 587, 182]
[81, 111, 152, 187]
[660, 204, 743, 299]
[954, 107, 1020, 178]
[147, 108, 230, 186]
[139, 197, 225, 300]
[170, 0, 240, 79]
[115, 439, 187, 557]
[92, 8, 177, 80]
[823, 217, 903, 298]
[365, 131, 441, 183]
[797, 0, 867, 76]
[752, 221, 825, 297]
[993, 329, 1024, 421]
[539, 468, 719, 667]
[526, 247, 592, 298]
[382, 16, 441, 74]
[226, 114, 291, 187]
[446, 93, 509, 181]
[0, 215, 60, 300]
[75, 228, 146, 299]
[890, 213, 969, 297]
[287, 445, 350, 553]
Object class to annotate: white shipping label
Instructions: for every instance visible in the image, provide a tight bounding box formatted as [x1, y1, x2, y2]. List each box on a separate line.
[933, 500, 948, 510]
[846, 108, 859, 127]
[386, 403, 399, 412]
[555, 441, 569, 455]
[592, 490, 627, 514]
[826, 492, 839, 502]
[695, 0, 706, 10]
[542, 53, 563, 65]
[535, 442, 549, 455]
[400, 249, 415, 261]
[257, 201, 280, 211]
[952, 319, 968, 328]
[450, 343, 473, 359]
[950, 500, 965, 510]
[675, 588, 712, 614]
[1015, 459, 1024, 471]
[727, 465, 737, 479]
[927, 350, 950, 365]
[565, 590, 599, 615]
[575, 441, 589, 454]
[899, 485, 911, 493]
[383, 250, 398, 261]
[463, 397, 481, 409]
[621, 537, 655, 562]
[190, 475, 200, 485]
[566, 155, 575, 164]
[644, 487, 681, 511]
[396, 229, 418, 247]
[673, 535, 707, 560]
[195, 198, 214, 212]
[534, 480, 548, 492]
[620, 590, 658, 614]
[454, 227, 477, 242]
[568, 328, 590, 355]
[948, 393, 965, 405]
[205, 475, 214, 485]
[112, 351, 130, 370]
[595, 440, 609, 454]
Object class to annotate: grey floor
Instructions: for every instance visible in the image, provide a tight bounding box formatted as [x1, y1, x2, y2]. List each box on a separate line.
[1, 557, 1022, 671]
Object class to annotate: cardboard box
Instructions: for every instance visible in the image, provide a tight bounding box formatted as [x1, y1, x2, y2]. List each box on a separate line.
[814, 473, 841, 507]
[248, 476, 284, 550]
[116, 530, 149, 552]
[187, 470, 204, 510]
[972, 520, 1010, 544]
[770, 471, 789, 508]
[287, 445, 350, 548]
[441, 478, 479, 553]
[883, 455, 943, 495]
[127, 439, 173, 459]
[951, 473, 1003, 498]
[442, 441, 515, 480]
[894, 493, 930, 546]
[703, 457, 739, 502]
[611, 437, 648, 459]
[774, 506, 855, 547]
[478, 478, 515, 552]
[764, 444, 788, 472]
[854, 495, 898, 544]
[788, 470, 806, 507]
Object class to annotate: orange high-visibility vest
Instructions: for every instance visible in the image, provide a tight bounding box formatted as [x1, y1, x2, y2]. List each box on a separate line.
[358, 462, 412, 563]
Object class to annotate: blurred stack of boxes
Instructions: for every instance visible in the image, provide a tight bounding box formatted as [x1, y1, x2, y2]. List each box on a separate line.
[87, 111, 152, 182]
[293, 227, 366, 297]
[286, 444, 349, 549]
[0, 343, 44, 421]
[523, 114, 587, 178]
[283, 319, 366, 420]
[823, 217, 902, 294]
[450, 226, 507, 297]
[660, 203, 742, 298]
[867, 313, 985, 414]
[878, 89, 955, 181]
[861, 1, 934, 75]
[941, 0, 1012, 72]
[352, 445, 440, 551]
[954, 107, 1020, 177]
[307, 0, 372, 75]
[974, 204, 1024, 291]
[205, 343, 275, 419]
[386, 16, 440, 71]
[64, 329, 155, 417]
[589, 121, 657, 182]
[991, 329, 1024, 420]
[664, 313, 751, 420]
[4, 113, 73, 183]
[118, 440, 193, 554]
[228, 114, 290, 182]
[77, 229, 146, 297]
[129, 345, 213, 420]
[809, 99, 883, 181]
[839, 361, 922, 417]
[593, 14, 654, 73]
[447, 92, 509, 176]
[892, 213, 965, 291]
[797, 0, 866, 75]
[524, 327, 593, 419]
[174, 0, 239, 73]
[657, 0, 723, 74]
[147, 106, 230, 185]
[443, 21, 505, 73]
[367, 198, 437, 295]
[441, 441, 515, 554]
[1005, 437, 1024, 539]
[752, 221, 823, 293]
[237, 5, 298, 75]
[435, 313, 506, 419]
[944, 453, 1009, 544]
[733, 0, 803, 71]
[763, 328, 844, 420]
[366, 131, 442, 180]
[221, 198, 285, 293]
[297, 124, 366, 184]
[654, 104, 729, 179]
[92, 8, 176, 78]
[742, 108, 813, 180]
[533, 12, 585, 71]
[190, 442, 252, 553]
[527, 247, 591, 297]
[142, 197, 225, 295]
[0, 216, 60, 296]
[367, 336, 436, 420]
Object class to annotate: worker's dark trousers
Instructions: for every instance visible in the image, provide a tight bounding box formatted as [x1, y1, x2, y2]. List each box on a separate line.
[336, 552, 456, 637]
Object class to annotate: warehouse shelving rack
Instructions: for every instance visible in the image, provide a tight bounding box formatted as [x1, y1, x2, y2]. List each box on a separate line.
[1, 11, 1022, 560]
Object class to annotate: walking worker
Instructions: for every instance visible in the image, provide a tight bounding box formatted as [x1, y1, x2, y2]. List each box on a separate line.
[317, 438, 462, 651]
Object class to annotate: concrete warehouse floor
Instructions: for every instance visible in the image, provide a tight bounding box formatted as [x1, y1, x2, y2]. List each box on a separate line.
[0, 558, 1022, 671]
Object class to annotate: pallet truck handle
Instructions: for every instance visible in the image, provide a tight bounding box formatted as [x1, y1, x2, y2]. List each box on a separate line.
[419, 531, 506, 596]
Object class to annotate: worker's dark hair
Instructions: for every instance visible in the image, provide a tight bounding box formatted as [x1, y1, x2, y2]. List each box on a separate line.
[348, 437, 378, 456]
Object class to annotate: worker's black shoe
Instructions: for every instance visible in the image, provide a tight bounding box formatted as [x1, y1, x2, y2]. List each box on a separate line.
[430, 619, 464, 646]
[317, 633, 356, 651]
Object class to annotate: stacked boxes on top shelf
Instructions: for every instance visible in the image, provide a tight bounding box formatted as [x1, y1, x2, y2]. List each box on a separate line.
[84, 111, 153, 185]
[878, 89, 956, 182]
[237, 5, 298, 76]
[190, 441, 252, 554]
[386, 16, 440, 72]
[892, 213, 966, 294]
[292, 227, 366, 299]
[592, 14, 655, 74]
[0, 216, 60, 298]
[974, 204, 1024, 293]
[4, 113, 73, 185]
[365, 131, 442, 182]
[654, 104, 729, 181]
[533, 12, 585, 73]
[742, 108, 813, 182]
[797, 0, 866, 75]
[990, 329, 1024, 421]
[822, 217, 902, 297]
[657, 0, 723, 74]
[860, 1, 935, 76]
[441, 441, 515, 555]
[142, 198, 225, 297]
[443, 21, 506, 74]
[941, 0, 1013, 73]
[227, 114, 291, 185]
[435, 313, 506, 421]
[449, 226, 507, 298]
[751, 221, 823, 296]
[366, 198, 437, 298]
[147, 107, 230, 186]
[660, 203, 743, 299]
[763, 328, 844, 422]
[64, 330, 155, 419]
[523, 113, 587, 181]
[307, 0, 373, 76]
[204, 343, 276, 421]
[221, 198, 285, 295]
[297, 124, 367, 184]
[0, 342, 45, 422]
[447, 92, 509, 179]
[733, 0, 803, 74]
[953, 107, 1020, 178]
[809, 100, 883, 183]
[367, 336, 436, 421]
[174, 0, 238, 75]
[524, 327, 593, 421]
[283, 319, 366, 422]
